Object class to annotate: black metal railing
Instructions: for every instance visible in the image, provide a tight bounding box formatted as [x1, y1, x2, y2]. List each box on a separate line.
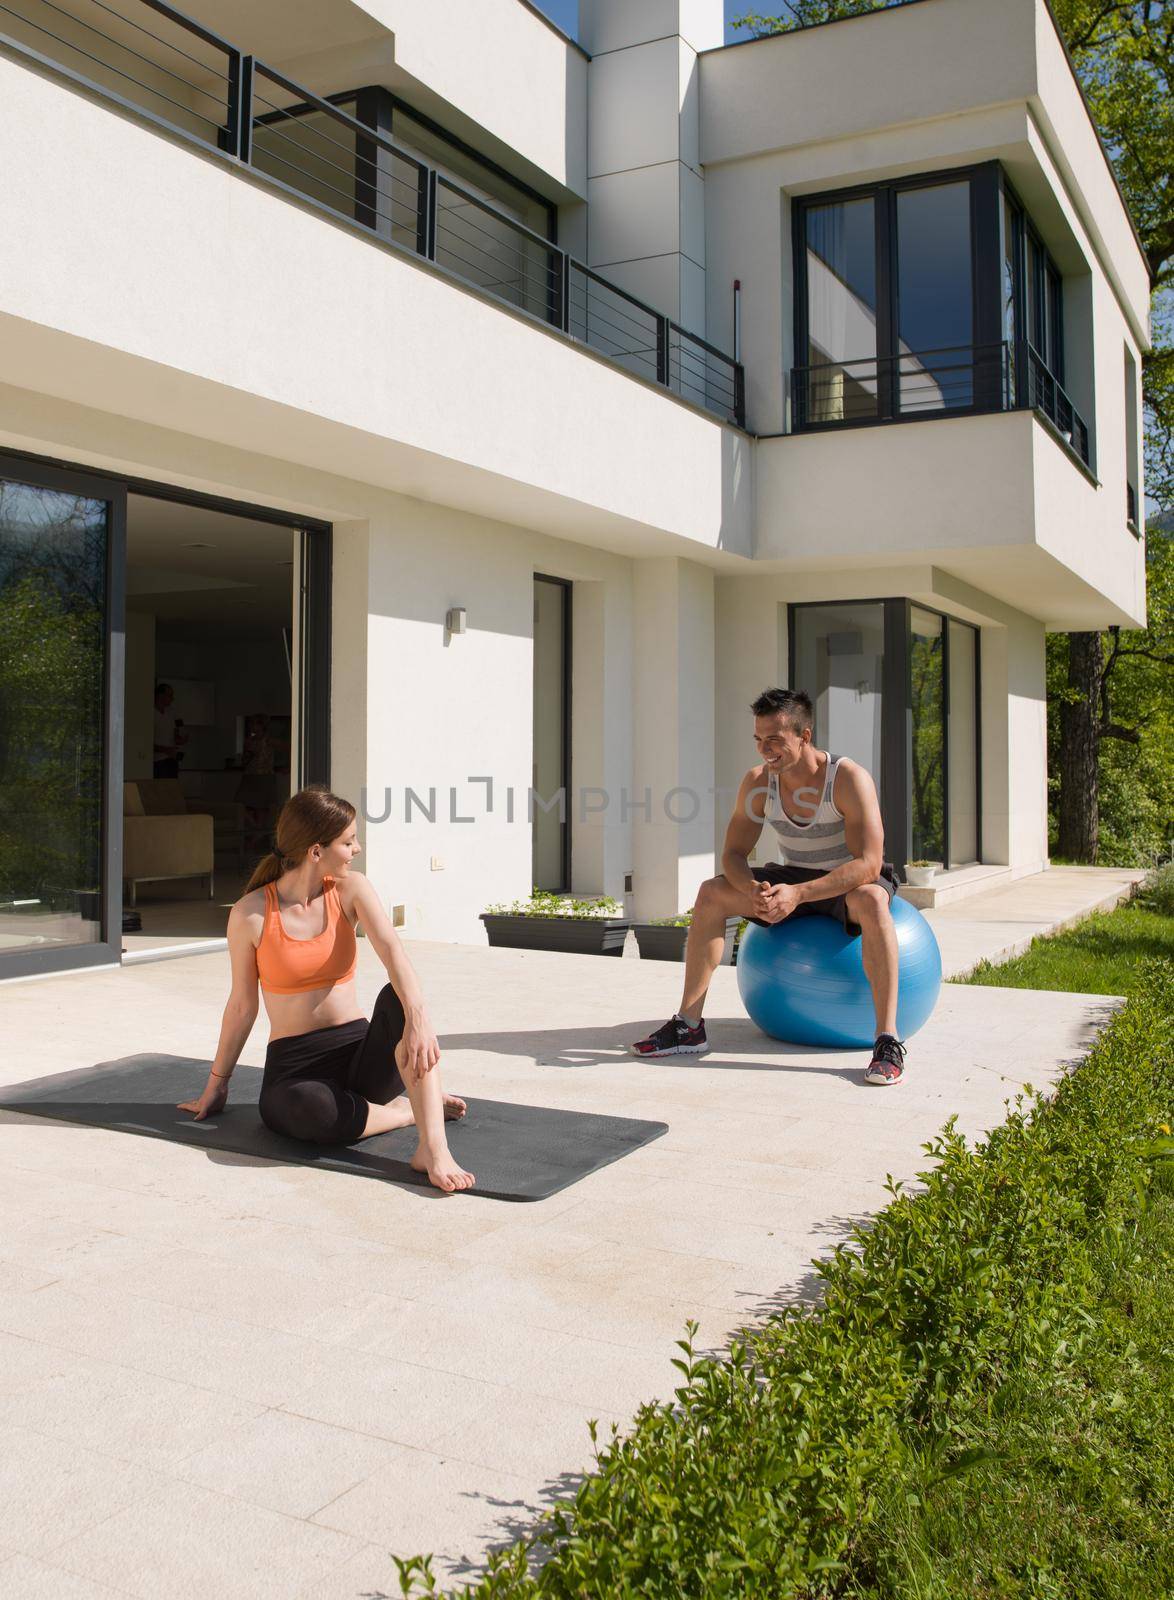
[0, 0, 745, 427]
[791, 339, 1090, 466]
[1021, 343, 1090, 465]
[791, 342, 1010, 430]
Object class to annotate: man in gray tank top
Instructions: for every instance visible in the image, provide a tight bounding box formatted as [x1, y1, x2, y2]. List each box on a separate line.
[632, 687, 906, 1085]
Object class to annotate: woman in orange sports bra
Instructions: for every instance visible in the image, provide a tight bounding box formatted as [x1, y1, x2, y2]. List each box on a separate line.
[177, 785, 473, 1193]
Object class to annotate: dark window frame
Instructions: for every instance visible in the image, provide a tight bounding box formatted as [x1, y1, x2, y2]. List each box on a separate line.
[792, 161, 1005, 434]
[532, 573, 573, 894]
[786, 597, 981, 875]
[1001, 175, 1066, 387]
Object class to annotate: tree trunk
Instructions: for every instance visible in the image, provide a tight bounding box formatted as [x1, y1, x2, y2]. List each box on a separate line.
[1056, 631, 1102, 862]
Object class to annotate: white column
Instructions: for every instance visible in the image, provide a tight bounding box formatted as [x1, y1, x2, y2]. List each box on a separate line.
[579, 1, 723, 336]
[630, 555, 716, 918]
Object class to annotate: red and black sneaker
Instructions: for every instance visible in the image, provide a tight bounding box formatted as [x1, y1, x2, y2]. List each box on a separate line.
[865, 1034, 906, 1085]
[631, 1014, 709, 1058]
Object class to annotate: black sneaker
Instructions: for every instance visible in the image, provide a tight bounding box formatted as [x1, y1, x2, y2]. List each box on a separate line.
[865, 1034, 906, 1085]
[631, 1015, 709, 1058]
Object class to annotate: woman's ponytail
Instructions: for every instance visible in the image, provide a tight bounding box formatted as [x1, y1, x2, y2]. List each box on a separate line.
[244, 851, 285, 893]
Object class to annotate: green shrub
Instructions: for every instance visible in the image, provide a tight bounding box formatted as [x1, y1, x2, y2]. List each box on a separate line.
[396, 962, 1174, 1599]
[1138, 859, 1174, 918]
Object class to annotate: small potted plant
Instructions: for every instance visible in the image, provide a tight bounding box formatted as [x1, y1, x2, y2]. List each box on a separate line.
[904, 860, 940, 887]
[480, 889, 630, 956]
[632, 909, 741, 964]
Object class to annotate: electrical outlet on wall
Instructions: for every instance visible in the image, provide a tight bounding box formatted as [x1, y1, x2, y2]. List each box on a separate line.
[430, 856, 444, 871]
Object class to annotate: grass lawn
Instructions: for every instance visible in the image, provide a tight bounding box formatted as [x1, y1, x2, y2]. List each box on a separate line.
[957, 876, 1173, 997]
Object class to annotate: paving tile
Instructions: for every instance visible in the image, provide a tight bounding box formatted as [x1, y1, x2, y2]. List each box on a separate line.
[49, 1479, 362, 1600]
[176, 1411, 403, 1520]
[0, 1285, 316, 1408]
[0, 1425, 166, 1559]
[0, 1552, 131, 1600]
[278, 1346, 504, 1451]
[431, 1391, 622, 1483]
[310, 1446, 542, 1567]
[0, 1349, 264, 1471]
[506, 1333, 683, 1417]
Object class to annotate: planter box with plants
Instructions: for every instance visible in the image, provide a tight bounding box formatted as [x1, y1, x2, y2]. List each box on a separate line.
[632, 912, 743, 964]
[480, 891, 630, 955]
[904, 860, 940, 887]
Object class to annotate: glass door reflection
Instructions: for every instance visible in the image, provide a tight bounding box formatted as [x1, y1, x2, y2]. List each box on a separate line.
[909, 606, 945, 863]
[0, 477, 109, 955]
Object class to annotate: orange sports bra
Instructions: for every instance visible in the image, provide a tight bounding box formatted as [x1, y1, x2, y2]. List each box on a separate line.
[256, 877, 357, 995]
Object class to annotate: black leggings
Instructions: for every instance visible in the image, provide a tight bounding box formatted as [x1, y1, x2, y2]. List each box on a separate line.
[259, 984, 407, 1146]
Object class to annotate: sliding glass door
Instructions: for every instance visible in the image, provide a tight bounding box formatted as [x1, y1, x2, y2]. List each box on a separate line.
[0, 462, 124, 974]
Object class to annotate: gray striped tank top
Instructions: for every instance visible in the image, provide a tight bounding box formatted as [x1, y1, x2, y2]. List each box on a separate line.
[764, 754, 851, 869]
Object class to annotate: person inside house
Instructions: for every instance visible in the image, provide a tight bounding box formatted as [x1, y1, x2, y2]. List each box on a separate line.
[631, 687, 907, 1085]
[177, 785, 475, 1192]
[152, 682, 187, 778]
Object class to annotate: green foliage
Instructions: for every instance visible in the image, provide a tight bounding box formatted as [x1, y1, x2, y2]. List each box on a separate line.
[396, 963, 1174, 1599]
[1138, 860, 1174, 917]
[1047, 531, 1174, 865]
[0, 569, 105, 902]
[481, 889, 624, 919]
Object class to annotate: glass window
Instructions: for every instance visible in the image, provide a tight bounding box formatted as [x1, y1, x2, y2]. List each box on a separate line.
[896, 181, 974, 412]
[1002, 195, 1019, 402]
[947, 620, 978, 864]
[0, 479, 108, 955]
[804, 197, 879, 422]
[792, 602, 886, 783]
[909, 607, 945, 864]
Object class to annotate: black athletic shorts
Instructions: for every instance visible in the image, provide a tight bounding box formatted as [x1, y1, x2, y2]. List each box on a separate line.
[748, 862, 899, 937]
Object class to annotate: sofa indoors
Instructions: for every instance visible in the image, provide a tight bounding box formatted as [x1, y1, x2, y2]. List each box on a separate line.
[122, 780, 214, 905]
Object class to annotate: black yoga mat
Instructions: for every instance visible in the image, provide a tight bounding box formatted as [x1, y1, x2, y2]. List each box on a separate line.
[0, 1055, 667, 1202]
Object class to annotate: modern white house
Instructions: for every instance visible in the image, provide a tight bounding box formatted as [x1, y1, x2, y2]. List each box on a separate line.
[0, 0, 1150, 980]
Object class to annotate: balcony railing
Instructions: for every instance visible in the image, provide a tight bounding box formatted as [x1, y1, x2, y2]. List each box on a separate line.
[790, 340, 1091, 467]
[1021, 343, 1090, 466]
[0, 0, 746, 429]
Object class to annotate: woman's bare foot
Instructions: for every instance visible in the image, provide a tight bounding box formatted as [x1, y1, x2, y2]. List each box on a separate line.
[410, 1146, 475, 1193]
[443, 1093, 467, 1121]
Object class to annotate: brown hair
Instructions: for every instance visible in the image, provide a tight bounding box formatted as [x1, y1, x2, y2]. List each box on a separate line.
[751, 686, 814, 734]
[244, 785, 357, 893]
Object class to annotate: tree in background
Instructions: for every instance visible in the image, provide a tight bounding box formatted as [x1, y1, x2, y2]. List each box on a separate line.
[737, 0, 1174, 862]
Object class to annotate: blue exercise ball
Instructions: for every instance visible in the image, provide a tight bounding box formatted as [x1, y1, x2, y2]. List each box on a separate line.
[736, 896, 942, 1048]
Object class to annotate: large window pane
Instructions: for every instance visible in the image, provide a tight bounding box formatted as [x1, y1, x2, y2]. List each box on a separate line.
[909, 606, 945, 864]
[1003, 195, 1019, 401]
[947, 620, 978, 864]
[804, 197, 879, 422]
[0, 479, 107, 954]
[793, 602, 886, 784]
[896, 181, 973, 412]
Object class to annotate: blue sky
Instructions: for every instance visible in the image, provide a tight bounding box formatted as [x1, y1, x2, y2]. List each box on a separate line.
[532, 2, 760, 43]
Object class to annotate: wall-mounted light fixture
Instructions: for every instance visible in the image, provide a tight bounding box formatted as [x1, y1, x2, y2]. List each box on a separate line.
[445, 606, 467, 635]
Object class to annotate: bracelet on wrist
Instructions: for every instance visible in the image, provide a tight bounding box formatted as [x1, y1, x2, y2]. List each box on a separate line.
[211, 1069, 232, 1080]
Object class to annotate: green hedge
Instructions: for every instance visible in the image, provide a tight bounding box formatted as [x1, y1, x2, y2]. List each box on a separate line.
[397, 961, 1173, 1599]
